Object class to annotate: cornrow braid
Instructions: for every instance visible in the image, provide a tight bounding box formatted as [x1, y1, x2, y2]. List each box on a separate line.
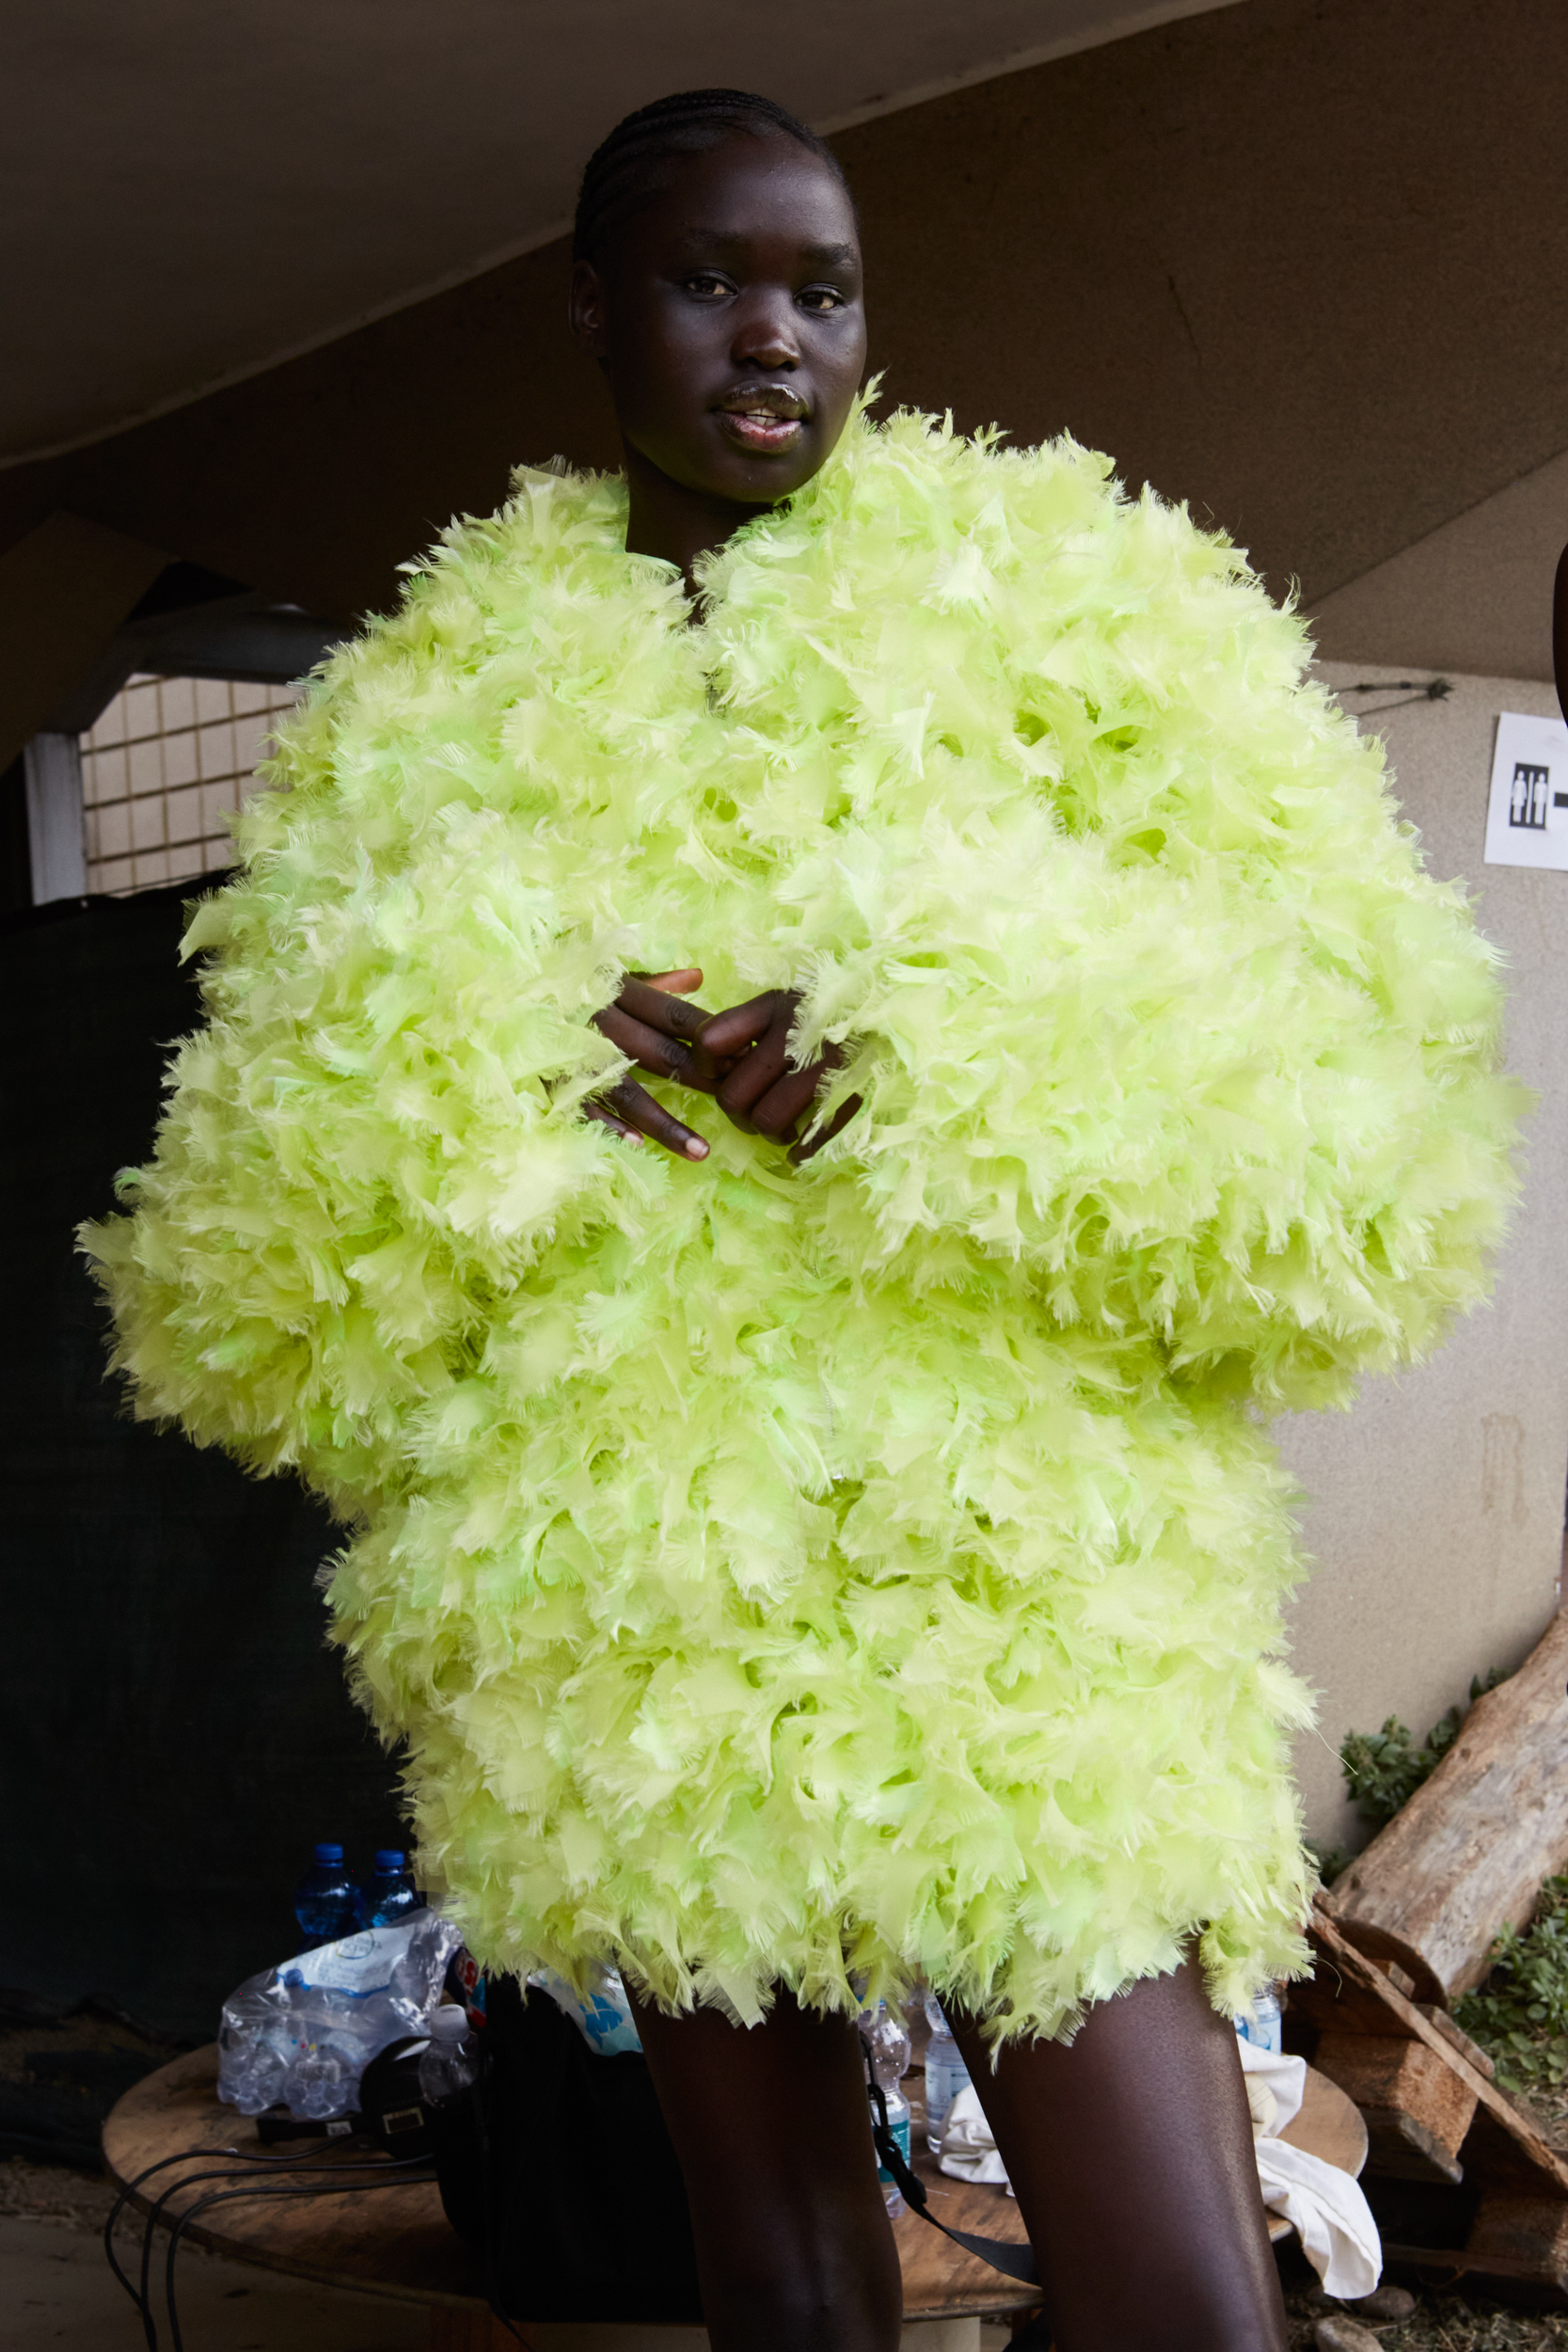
[573, 88, 852, 266]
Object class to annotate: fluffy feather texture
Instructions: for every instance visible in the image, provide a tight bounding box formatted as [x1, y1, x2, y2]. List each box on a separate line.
[84, 408, 1523, 2042]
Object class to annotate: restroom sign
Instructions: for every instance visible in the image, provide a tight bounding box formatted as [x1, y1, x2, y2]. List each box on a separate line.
[1484, 710, 1568, 869]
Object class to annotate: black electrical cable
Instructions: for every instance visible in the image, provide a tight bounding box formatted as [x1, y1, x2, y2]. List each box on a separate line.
[105, 2144, 252, 2347]
[139, 2153, 417, 2344]
[146, 2156, 433, 2338]
[104, 2139, 431, 2350]
[162, 2170, 436, 2352]
[1334, 677, 1455, 718]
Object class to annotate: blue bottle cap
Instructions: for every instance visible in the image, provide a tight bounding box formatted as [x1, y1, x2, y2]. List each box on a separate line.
[313, 1842, 344, 1865]
[372, 1849, 405, 1872]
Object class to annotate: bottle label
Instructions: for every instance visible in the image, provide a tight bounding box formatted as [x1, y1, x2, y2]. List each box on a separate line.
[282, 1918, 421, 1997]
[876, 2110, 911, 2184]
[1235, 1992, 1283, 2055]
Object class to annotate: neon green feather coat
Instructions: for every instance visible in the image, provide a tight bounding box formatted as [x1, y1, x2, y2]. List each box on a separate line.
[85, 409, 1523, 2040]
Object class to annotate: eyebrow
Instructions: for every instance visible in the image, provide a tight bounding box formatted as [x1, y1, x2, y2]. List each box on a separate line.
[672, 230, 859, 270]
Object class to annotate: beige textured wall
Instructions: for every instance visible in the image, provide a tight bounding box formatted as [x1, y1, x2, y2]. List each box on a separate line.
[1281, 662, 1568, 1851]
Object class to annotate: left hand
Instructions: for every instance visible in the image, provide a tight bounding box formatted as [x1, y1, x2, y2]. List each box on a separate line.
[586, 968, 733, 1159]
[697, 990, 863, 1164]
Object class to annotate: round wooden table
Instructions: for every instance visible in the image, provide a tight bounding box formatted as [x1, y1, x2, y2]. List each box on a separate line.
[103, 2046, 1366, 2349]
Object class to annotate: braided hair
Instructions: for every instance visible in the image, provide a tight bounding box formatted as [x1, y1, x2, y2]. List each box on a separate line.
[573, 88, 853, 268]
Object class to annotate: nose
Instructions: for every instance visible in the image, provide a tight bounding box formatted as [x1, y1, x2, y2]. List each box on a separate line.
[731, 288, 800, 372]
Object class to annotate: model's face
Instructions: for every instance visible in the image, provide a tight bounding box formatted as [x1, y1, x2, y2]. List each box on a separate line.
[571, 132, 866, 508]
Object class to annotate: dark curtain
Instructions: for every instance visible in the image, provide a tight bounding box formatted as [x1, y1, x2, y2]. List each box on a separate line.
[1, 885, 404, 2036]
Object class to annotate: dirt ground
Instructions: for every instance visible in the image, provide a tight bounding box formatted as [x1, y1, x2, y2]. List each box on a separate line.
[1280, 2262, 1568, 2349]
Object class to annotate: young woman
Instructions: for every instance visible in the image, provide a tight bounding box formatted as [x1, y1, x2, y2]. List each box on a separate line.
[89, 91, 1521, 2352]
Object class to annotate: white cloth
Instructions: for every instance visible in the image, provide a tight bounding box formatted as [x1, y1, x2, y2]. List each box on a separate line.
[1237, 2041, 1382, 2300]
[935, 2040, 1382, 2302]
[938, 2084, 1014, 2193]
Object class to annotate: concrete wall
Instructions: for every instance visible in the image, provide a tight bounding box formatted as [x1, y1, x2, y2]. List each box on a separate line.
[7, 0, 1568, 627]
[1282, 662, 1568, 1851]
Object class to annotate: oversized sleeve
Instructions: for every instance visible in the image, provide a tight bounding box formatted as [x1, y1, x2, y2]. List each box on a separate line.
[81, 501, 669, 1508]
[773, 450, 1525, 1413]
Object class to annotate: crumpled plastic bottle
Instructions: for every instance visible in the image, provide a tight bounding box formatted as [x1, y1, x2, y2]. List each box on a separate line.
[290, 2041, 352, 2122]
[217, 1908, 462, 2120]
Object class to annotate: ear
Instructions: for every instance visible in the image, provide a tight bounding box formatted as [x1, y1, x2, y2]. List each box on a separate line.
[569, 259, 610, 358]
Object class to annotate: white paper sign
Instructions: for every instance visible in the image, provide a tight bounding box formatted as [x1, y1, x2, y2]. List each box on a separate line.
[1484, 710, 1568, 869]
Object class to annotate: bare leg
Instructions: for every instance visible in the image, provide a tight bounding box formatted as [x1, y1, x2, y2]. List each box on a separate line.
[626, 1983, 903, 2352]
[949, 1957, 1286, 2352]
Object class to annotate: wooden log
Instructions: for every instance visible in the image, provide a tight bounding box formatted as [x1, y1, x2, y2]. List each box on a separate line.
[1323, 1608, 1568, 2003]
[1310, 2033, 1476, 2183]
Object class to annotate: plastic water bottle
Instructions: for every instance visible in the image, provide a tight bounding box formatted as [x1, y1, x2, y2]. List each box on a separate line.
[418, 2006, 482, 2106]
[290, 2040, 351, 2121]
[863, 2002, 912, 2217]
[218, 2002, 288, 2116]
[361, 1849, 424, 1929]
[923, 1994, 972, 2153]
[1235, 1985, 1283, 2055]
[293, 1842, 362, 1946]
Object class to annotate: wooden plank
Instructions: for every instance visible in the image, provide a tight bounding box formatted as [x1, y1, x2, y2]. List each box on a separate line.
[1467, 2194, 1568, 2280]
[1417, 2004, 1497, 2080]
[1302, 1908, 1568, 2205]
[1311, 2035, 1476, 2182]
[1381, 2195, 1568, 2309]
[1280, 2066, 1369, 2180]
[1323, 1609, 1568, 2002]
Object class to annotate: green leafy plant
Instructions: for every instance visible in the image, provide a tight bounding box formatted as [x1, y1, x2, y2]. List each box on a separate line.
[1455, 1875, 1568, 2093]
[1339, 1669, 1506, 1830]
[1306, 1840, 1351, 1889]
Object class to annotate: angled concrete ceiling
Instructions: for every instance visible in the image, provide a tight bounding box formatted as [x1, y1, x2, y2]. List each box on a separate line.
[4, 0, 1243, 466]
[1310, 452, 1568, 684]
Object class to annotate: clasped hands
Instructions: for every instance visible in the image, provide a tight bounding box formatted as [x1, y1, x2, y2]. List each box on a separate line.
[586, 970, 862, 1168]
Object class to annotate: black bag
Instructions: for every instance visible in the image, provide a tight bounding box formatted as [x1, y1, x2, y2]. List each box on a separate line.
[427, 1975, 1037, 2327]
[426, 1970, 704, 2322]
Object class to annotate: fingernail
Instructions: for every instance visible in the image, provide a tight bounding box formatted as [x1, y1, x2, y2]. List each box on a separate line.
[685, 1138, 708, 1158]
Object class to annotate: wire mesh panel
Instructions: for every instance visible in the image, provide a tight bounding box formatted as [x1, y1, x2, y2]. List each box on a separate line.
[80, 673, 301, 896]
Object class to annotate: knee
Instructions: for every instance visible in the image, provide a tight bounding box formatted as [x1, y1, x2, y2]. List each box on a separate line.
[696, 2193, 902, 2351]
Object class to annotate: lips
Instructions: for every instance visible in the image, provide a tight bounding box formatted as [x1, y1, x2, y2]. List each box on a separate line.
[714, 383, 808, 454]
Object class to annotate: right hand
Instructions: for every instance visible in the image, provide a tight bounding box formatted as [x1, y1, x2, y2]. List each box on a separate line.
[586, 969, 733, 1160]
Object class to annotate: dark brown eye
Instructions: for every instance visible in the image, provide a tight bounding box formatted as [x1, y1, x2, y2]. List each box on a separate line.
[798, 286, 845, 314]
[685, 272, 732, 299]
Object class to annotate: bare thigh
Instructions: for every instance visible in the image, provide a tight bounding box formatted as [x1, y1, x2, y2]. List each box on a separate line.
[626, 1983, 903, 2352]
[949, 1958, 1287, 2352]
